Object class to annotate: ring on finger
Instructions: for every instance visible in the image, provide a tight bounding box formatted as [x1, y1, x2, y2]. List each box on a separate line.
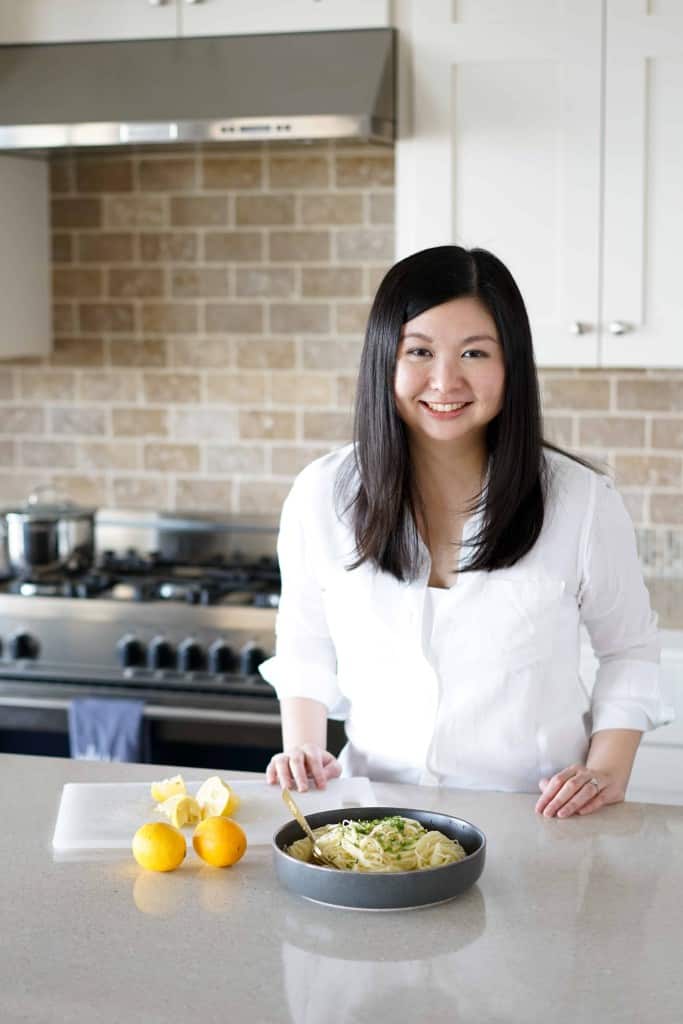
[588, 777, 601, 792]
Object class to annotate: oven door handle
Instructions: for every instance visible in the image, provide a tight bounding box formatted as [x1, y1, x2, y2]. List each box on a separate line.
[0, 694, 281, 727]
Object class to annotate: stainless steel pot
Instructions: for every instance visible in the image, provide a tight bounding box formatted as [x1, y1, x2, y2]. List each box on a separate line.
[4, 487, 96, 578]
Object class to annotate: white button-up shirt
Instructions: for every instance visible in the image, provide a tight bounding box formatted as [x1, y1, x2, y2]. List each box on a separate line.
[259, 445, 673, 792]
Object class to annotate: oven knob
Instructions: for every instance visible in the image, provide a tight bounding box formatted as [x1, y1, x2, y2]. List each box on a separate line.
[240, 643, 266, 676]
[8, 631, 40, 660]
[117, 634, 145, 669]
[147, 636, 175, 671]
[177, 638, 206, 673]
[208, 640, 237, 674]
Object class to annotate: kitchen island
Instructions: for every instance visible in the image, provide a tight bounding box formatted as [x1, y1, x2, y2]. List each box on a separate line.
[2, 753, 681, 1024]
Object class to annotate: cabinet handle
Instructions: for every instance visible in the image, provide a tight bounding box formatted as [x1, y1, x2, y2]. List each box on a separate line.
[147, 0, 168, 6]
[569, 321, 590, 335]
[608, 321, 633, 335]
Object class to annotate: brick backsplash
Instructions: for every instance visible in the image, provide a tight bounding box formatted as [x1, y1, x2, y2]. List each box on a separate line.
[0, 141, 681, 625]
[540, 370, 683, 626]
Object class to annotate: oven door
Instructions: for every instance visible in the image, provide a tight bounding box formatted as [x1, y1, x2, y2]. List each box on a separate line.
[0, 677, 284, 770]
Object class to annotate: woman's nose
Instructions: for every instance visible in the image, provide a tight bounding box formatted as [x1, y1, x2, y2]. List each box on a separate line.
[429, 356, 465, 391]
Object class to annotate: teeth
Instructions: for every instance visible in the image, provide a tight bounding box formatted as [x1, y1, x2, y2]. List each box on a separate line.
[425, 401, 469, 412]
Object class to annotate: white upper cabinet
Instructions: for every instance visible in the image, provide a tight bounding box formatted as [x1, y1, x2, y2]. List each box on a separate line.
[0, 0, 389, 44]
[0, 1, 178, 43]
[180, 0, 390, 37]
[395, 0, 683, 368]
[394, 0, 603, 368]
[601, 0, 683, 367]
[0, 156, 51, 358]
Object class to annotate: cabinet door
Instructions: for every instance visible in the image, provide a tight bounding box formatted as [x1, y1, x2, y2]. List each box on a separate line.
[601, 0, 683, 367]
[0, 0, 178, 43]
[394, 0, 602, 367]
[0, 156, 51, 358]
[627, 746, 683, 807]
[179, 0, 389, 37]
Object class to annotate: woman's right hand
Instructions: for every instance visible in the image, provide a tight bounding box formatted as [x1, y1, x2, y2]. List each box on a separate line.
[266, 744, 342, 792]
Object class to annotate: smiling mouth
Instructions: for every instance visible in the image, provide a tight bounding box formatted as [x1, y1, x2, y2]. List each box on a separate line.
[420, 400, 472, 412]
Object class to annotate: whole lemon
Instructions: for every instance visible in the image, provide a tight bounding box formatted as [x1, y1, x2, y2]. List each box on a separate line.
[192, 816, 247, 868]
[132, 822, 186, 872]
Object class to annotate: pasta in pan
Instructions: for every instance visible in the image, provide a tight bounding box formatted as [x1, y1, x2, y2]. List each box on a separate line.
[286, 815, 467, 872]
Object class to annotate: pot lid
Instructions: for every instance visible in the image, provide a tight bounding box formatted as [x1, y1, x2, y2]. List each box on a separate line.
[4, 487, 96, 520]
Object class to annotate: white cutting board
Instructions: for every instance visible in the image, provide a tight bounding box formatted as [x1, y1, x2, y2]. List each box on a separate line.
[52, 776, 376, 852]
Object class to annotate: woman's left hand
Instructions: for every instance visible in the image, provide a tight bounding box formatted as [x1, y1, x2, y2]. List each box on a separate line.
[534, 763, 627, 818]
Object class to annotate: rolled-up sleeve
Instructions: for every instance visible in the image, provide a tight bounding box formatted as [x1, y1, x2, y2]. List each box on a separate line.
[579, 473, 674, 734]
[258, 476, 343, 712]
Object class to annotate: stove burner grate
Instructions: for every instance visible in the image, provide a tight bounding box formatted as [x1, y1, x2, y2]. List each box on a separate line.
[7, 549, 280, 608]
[12, 574, 117, 599]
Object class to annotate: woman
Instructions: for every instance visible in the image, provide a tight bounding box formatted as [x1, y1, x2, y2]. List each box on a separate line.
[260, 245, 672, 817]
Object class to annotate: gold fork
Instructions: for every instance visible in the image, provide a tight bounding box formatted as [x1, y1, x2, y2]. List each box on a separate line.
[281, 788, 336, 868]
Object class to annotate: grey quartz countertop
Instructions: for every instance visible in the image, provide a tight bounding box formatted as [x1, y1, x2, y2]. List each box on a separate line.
[2, 753, 682, 1024]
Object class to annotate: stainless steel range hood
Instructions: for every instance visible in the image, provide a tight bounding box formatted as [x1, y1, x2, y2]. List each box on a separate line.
[0, 28, 395, 150]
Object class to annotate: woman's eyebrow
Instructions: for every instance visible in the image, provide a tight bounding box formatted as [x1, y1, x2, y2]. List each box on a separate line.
[400, 331, 433, 342]
[400, 331, 498, 344]
[461, 334, 499, 344]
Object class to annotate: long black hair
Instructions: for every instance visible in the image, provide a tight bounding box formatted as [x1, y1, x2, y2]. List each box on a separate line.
[336, 244, 594, 581]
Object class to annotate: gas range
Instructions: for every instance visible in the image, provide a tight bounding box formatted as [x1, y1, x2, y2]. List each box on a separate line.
[0, 537, 279, 691]
[0, 509, 346, 769]
[0, 576, 278, 687]
[1, 505, 280, 675]
[0, 510, 288, 767]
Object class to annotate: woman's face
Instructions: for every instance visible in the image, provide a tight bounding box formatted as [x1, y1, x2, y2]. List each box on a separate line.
[393, 296, 505, 449]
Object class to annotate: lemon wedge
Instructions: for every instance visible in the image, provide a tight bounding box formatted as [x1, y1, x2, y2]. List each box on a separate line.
[196, 776, 241, 819]
[158, 794, 202, 828]
[150, 774, 186, 803]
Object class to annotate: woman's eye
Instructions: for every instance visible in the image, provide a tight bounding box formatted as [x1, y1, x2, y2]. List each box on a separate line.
[406, 347, 431, 358]
[462, 348, 488, 358]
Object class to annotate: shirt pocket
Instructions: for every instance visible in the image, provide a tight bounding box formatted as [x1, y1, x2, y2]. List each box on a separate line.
[457, 568, 567, 671]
